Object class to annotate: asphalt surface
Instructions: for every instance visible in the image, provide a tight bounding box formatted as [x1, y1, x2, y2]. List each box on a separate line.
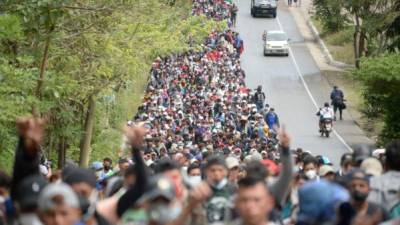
[236, 0, 373, 166]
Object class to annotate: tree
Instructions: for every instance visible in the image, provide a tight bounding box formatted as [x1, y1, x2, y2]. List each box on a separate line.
[0, 0, 225, 171]
[353, 54, 400, 144]
[313, 0, 346, 33]
[343, 0, 400, 67]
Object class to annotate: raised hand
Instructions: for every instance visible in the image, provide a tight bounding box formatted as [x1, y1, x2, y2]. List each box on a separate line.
[188, 181, 212, 207]
[16, 117, 46, 154]
[123, 122, 149, 149]
[278, 124, 291, 149]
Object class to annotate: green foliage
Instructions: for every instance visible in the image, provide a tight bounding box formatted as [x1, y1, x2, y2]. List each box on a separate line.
[353, 54, 400, 144]
[0, 0, 224, 171]
[0, 14, 23, 41]
[313, 0, 346, 33]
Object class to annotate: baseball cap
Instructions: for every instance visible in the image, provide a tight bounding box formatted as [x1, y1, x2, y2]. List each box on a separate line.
[318, 165, 335, 177]
[353, 145, 372, 165]
[38, 183, 80, 212]
[251, 151, 262, 162]
[345, 168, 369, 184]
[372, 148, 385, 158]
[63, 167, 97, 188]
[226, 157, 240, 170]
[360, 158, 383, 176]
[261, 159, 279, 176]
[17, 175, 48, 210]
[90, 161, 103, 171]
[138, 175, 176, 203]
[340, 153, 353, 167]
[321, 156, 332, 165]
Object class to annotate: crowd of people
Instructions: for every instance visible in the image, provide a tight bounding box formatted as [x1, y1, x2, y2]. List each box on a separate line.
[1, 1, 400, 225]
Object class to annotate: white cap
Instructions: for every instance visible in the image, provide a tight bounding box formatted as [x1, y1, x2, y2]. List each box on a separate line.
[361, 157, 383, 176]
[226, 157, 240, 170]
[319, 165, 335, 177]
[38, 183, 79, 212]
[372, 149, 385, 158]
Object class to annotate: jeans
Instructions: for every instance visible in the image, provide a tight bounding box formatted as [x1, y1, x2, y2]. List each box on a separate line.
[256, 102, 264, 111]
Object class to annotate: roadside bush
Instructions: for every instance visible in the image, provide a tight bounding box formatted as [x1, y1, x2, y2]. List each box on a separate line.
[353, 54, 400, 145]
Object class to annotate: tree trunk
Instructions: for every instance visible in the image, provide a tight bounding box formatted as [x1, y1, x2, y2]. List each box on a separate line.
[359, 32, 365, 58]
[354, 14, 361, 69]
[36, 37, 51, 99]
[32, 36, 51, 117]
[79, 95, 96, 167]
[57, 136, 66, 169]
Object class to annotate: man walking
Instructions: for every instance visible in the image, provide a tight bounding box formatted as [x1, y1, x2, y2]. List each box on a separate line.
[330, 86, 345, 120]
[231, 3, 238, 27]
[254, 85, 266, 112]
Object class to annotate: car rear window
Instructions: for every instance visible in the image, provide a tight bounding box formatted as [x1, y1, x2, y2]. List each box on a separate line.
[267, 33, 286, 41]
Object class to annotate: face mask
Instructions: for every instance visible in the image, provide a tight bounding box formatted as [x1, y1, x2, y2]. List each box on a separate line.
[305, 170, 317, 180]
[149, 203, 182, 225]
[352, 190, 368, 202]
[187, 176, 202, 187]
[213, 178, 228, 190]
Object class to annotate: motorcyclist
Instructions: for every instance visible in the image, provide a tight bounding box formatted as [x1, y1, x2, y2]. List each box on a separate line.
[317, 102, 334, 132]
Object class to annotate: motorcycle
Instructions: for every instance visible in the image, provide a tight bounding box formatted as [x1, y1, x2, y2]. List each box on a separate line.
[320, 118, 333, 138]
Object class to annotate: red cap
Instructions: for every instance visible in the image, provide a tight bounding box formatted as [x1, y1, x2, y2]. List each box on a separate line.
[261, 159, 280, 176]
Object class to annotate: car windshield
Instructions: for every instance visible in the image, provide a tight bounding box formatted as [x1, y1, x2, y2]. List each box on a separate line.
[267, 33, 286, 41]
[256, 0, 273, 3]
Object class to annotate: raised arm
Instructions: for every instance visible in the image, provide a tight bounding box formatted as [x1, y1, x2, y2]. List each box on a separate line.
[11, 117, 45, 200]
[116, 124, 148, 217]
[269, 126, 293, 207]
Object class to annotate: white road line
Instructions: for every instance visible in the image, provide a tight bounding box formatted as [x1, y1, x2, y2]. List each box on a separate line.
[275, 16, 353, 152]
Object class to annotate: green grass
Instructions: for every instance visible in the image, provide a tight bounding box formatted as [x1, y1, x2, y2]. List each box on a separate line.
[329, 43, 355, 65]
[311, 18, 355, 65]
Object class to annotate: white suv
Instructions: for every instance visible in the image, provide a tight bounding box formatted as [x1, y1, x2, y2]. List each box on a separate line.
[263, 30, 289, 56]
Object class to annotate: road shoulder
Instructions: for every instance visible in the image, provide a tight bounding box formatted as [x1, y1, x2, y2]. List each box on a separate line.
[280, 0, 376, 147]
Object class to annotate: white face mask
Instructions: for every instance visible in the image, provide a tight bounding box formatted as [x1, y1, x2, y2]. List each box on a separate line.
[149, 203, 182, 225]
[305, 170, 317, 180]
[187, 176, 202, 187]
[213, 178, 228, 190]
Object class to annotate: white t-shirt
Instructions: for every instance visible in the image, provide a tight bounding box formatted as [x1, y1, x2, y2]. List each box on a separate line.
[320, 107, 334, 119]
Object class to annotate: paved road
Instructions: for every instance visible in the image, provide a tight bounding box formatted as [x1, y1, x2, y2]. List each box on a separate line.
[236, 0, 372, 166]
